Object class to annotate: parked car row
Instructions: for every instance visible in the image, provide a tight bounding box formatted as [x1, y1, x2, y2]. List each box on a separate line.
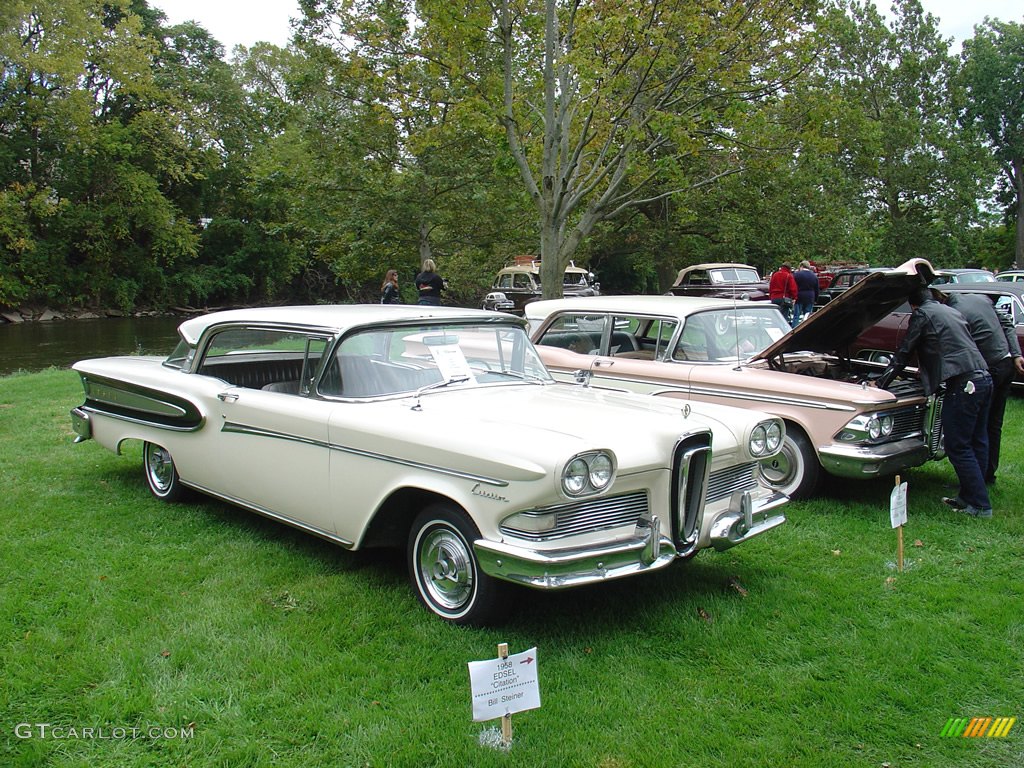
[72, 258, 1005, 624]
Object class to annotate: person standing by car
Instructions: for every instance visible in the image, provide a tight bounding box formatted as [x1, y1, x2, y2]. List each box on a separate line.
[875, 287, 993, 518]
[415, 259, 444, 305]
[941, 290, 1024, 485]
[792, 261, 819, 326]
[380, 269, 402, 304]
[768, 263, 798, 324]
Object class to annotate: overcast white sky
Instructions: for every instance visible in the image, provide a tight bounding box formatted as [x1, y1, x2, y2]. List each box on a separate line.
[150, 0, 1023, 57]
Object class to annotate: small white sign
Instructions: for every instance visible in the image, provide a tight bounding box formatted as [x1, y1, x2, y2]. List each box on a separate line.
[890, 481, 908, 528]
[429, 344, 476, 384]
[468, 647, 541, 722]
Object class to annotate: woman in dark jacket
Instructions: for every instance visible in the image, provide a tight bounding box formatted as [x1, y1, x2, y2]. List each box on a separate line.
[380, 269, 402, 304]
[415, 259, 444, 305]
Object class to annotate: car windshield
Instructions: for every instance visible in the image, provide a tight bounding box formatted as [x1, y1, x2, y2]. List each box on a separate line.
[673, 306, 790, 362]
[321, 322, 552, 398]
[709, 268, 760, 283]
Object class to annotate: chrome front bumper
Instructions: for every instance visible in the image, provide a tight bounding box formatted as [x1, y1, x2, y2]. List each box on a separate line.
[817, 437, 930, 480]
[475, 490, 787, 590]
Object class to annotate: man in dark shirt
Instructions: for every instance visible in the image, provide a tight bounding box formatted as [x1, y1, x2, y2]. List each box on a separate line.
[875, 287, 993, 518]
[942, 291, 1024, 485]
[792, 261, 820, 327]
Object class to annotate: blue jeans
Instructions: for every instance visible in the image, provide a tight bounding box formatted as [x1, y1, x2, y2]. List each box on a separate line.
[942, 372, 992, 510]
[792, 300, 814, 326]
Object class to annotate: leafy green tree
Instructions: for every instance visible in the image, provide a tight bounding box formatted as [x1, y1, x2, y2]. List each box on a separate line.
[961, 19, 1024, 268]
[810, 0, 990, 265]
[0, 0, 204, 310]
[485, 0, 818, 297]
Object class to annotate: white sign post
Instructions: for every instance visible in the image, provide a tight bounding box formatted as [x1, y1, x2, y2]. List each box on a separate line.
[890, 475, 908, 572]
[468, 644, 541, 746]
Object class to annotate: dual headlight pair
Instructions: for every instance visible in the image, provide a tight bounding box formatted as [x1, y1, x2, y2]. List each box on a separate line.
[750, 420, 784, 457]
[561, 451, 614, 496]
[838, 412, 895, 443]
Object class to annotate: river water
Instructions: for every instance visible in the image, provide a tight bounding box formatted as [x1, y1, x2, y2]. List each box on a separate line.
[0, 315, 183, 377]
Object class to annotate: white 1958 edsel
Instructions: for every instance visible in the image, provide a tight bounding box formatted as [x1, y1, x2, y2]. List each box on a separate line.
[71, 305, 788, 624]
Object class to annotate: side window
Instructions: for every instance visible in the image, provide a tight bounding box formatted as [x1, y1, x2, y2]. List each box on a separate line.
[602, 315, 675, 360]
[626, 317, 679, 359]
[537, 314, 607, 354]
[513, 274, 531, 289]
[198, 328, 329, 393]
[994, 296, 1019, 324]
[687, 271, 709, 286]
[497, 274, 513, 289]
[673, 317, 710, 361]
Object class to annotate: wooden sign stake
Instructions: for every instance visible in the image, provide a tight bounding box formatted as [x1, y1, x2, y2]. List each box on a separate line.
[895, 475, 904, 573]
[498, 643, 512, 746]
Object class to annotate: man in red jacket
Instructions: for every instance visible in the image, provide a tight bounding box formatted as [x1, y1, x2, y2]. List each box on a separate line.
[768, 263, 798, 324]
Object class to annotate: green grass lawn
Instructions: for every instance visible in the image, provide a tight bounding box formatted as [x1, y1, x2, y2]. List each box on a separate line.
[1, 369, 1021, 767]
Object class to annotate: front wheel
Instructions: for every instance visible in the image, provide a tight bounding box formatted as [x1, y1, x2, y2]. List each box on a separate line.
[143, 442, 189, 502]
[757, 427, 820, 500]
[408, 504, 504, 625]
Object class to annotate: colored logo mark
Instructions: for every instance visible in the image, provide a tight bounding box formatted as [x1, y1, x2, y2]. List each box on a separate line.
[941, 717, 1016, 738]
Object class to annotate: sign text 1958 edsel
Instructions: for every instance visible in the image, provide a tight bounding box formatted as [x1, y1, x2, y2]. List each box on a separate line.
[71, 305, 787, 624]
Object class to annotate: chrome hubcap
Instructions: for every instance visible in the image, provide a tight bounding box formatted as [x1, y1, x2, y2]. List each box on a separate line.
[147, 445, 174, 492]
[418, 528, 474, 611]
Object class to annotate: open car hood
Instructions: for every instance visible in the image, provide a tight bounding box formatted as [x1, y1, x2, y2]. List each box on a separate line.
[754, 258, 936, 362]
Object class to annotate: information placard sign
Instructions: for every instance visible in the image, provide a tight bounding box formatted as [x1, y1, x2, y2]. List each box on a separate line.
[890, 481, 908, 528]
[468, 646, 540, 722]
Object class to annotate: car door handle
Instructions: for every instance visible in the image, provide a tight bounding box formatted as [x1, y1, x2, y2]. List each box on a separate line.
[217, 392, 239, 402]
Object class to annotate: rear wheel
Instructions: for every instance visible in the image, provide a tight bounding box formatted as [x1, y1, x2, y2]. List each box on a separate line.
[143, 442, 188, 502]
[758, 427, 820, 499]
[408, 504, 504, 625]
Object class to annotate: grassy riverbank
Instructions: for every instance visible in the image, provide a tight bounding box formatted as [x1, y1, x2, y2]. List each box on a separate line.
[1, 368, 1021, 767]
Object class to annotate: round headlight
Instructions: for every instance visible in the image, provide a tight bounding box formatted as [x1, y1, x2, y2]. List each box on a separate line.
[879, 414, 894, 437]
[750, 424, 767, 456]
[563, 458, 589, 495]
[868, 416, 882, 440]
[766, 421, 783, 452]
[589, 453, 613, 490]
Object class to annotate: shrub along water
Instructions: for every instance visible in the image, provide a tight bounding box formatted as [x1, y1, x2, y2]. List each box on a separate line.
[2, 369, 1022, 767]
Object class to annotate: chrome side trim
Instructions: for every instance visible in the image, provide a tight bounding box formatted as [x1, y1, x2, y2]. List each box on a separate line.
[183, 481, 356, 548]
[329, 443, 511, 488]
[685, 384, 855, 412]
[84, 379, 187, 417]
[220, 421, 510, 488]
[561, 370, 857, 413]
[75, 404, 204, 433]
[77, 374, 204, 431]
[222, 421, 327, 449]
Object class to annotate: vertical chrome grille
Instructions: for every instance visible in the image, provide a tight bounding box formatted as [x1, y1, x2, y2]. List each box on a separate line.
[674, 433, 712, 552]
[928, 394, 944, 456]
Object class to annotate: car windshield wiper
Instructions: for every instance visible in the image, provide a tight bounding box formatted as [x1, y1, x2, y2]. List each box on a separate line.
[410, 376, 470, 410]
